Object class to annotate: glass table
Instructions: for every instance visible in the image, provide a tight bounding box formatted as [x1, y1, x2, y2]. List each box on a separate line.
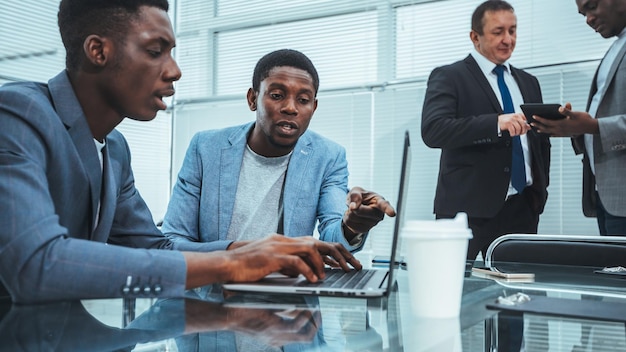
[1, 262, 625, 351]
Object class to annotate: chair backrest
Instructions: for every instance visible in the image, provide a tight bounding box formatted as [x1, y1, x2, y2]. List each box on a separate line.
[485, 234, 626, 268]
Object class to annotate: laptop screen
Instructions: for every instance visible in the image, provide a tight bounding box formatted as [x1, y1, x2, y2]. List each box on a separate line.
[383, 130, 411, 292]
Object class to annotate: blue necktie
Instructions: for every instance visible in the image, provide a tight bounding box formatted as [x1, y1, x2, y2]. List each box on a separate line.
[493, 65, 526, 193]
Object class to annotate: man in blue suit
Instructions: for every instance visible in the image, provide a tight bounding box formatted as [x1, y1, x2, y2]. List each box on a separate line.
[0, 0, 361, 303]
[162, 49, 396, 253]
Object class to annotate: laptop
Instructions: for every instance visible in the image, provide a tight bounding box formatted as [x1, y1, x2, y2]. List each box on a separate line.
[222, 130, 411, 298]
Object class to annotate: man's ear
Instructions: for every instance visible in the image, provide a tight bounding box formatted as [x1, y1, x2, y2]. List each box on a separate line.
[246, 87, 258, 111]
[469, 30, 479, 47]
[83, 34, 110, 67]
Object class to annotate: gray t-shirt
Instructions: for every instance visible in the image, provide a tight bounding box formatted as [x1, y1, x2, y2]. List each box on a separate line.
[226, 145, 292, 241]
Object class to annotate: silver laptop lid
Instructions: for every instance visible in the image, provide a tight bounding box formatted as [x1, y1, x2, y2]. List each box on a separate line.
[382, 130, 411, 292]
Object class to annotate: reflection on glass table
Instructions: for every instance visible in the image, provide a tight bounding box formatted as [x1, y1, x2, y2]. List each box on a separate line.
[449, 262, 626, 351]
[0, 262, 625, 351]
[0, 295, 325, 351]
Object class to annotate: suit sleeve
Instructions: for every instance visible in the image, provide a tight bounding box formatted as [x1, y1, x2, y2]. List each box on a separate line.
[315, 145, 366, 252]
[598, 115, 626, 152]
[597, 54, 626, 153]
[421, 66, 501, 150]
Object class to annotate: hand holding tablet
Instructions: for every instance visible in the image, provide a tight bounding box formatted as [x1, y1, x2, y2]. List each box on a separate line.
[520, 103, 566, 124]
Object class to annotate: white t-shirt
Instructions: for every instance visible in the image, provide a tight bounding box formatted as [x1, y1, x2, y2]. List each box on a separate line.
[226, 145, 292, 241]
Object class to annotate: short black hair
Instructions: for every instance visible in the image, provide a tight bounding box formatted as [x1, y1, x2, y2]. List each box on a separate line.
[58, 0, 170, 71]
[252, 49, 320, 95]
[471, 0, 515, 35]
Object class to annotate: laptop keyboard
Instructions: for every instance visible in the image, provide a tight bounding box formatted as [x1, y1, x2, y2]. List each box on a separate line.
[300, 269, 376, 289]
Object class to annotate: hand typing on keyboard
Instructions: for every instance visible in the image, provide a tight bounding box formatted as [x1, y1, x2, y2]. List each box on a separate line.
[303, 269, 375, 289]
[274, 237, 363, 281]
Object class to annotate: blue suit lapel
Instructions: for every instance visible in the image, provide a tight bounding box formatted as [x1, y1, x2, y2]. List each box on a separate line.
[67, 127, 102, 235]
[282, 135, 313, 235]
[92, 144, 115, 241]
[218, 129, 249, 239]
[48, 72, 102, 234]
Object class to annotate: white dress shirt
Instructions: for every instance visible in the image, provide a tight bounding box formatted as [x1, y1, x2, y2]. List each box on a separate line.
[471, 50, 533, 197]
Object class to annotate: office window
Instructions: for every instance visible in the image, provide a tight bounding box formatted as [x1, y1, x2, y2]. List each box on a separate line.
[173, 0, 615, 258]
[396, 1, 475, 79]
[0, 0, 63, 82]
[215, 11, 379, 95]
[395, 0, 609, 78]
[175, 1, 381, 100]
[5, 0, 613, 241]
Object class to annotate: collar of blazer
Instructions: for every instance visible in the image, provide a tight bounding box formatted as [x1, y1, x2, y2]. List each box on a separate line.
[48, 71, 103, 233]
[464, 54, 505, 114]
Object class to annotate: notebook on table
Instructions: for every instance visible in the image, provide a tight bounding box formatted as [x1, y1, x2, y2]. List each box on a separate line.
[222, 130, 412, 298]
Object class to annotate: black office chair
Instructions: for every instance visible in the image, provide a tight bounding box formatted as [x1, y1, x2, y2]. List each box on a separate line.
[484, 235, 626, 352]
[485, 234, 626, 268]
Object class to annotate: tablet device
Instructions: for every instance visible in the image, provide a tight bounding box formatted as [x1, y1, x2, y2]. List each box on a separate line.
[472, 266, 535, 280]
[520, 103, 566, 123]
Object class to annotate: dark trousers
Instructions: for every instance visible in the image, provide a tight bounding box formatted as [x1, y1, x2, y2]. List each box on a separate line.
[596, 191, 626, 236]
[463, 189, 538, 260]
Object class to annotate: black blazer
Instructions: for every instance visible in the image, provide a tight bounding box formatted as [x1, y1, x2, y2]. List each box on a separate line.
[421, 55, 551, 218]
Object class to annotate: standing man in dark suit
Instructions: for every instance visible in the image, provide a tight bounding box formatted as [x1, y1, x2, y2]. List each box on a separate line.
[421, 0, 551, 260]
[532, 0, 626, 236]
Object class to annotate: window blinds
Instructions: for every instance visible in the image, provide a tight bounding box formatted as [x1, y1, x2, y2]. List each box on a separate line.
[3, 0, 612, 251]
[173, 0, 614, 256]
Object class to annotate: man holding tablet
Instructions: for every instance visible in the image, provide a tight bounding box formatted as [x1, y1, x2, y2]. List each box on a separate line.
[531, 0, 626, 236]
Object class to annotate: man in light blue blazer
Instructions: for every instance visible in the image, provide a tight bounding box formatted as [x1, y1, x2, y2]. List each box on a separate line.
[0, 1, 360, 304]
[532, 0, 626, 235]
[163, 49, 396, 253]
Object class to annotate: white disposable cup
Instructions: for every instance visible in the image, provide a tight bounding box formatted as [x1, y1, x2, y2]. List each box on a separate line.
[401, 213, 472, 318]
